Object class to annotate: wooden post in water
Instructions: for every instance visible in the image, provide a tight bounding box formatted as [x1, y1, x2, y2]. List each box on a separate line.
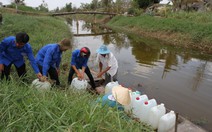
[94, 14, 96, 24]
[175, 112, 179, 132]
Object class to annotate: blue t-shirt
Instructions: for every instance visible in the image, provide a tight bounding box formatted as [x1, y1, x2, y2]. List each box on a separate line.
[0, 36, 39, 74]
[36, 44, 62, 76]
[70, 49, 88, 69]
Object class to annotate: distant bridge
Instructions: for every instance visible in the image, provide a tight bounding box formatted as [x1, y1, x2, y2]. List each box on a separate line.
[51, 11, 117, 16]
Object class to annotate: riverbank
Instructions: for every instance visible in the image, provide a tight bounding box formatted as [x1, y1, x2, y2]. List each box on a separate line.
[77, 13, 212, 54]
[0, 12, 153, 131]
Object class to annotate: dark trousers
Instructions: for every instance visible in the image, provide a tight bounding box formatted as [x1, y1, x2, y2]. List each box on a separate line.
[38, 65, 60, 86]
[68, 67, 96, 90]
[1, 63, 26, 81]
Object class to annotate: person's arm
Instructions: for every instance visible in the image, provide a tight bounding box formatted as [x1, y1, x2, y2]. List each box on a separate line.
[0, 64, 4, 73]
[70, 51, 82, 80]
[56, 55, 61, 76]
[99, 62, 103, 72]
[0, 38, 8, 72]
[25, 44, 42, 78]
[81, 66, 86, 79]
[97, 66, 111, 78]
[72, 65, 82, 79]
[42, 47, 54, 76]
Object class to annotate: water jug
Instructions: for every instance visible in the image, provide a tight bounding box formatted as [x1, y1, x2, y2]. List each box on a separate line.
[31, 79, 51, 90]
[105, 81, 119, 94]
[69, 77, 88, 90]
[132, 94, 148, 118]
[148, 103, 166, 129]
[158, 110, 176, 132]
[139, 99, 157, 123]
[124, 90, 141, 114]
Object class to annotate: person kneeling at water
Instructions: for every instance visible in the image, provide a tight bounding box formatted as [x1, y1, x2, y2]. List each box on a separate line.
[96, 44, 118, 85]
[36, 38, 72, 86]
[68, 47, 96, 91]
[0, 32, 42, 81]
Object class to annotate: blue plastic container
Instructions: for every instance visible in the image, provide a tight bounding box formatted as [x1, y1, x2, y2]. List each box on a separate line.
[97, 94, 124, 110]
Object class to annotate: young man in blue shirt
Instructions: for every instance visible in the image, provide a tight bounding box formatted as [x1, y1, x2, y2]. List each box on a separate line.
[0, 32, 42, 81]
[68, 47, 96, 91]
[36, 38, 71, 86]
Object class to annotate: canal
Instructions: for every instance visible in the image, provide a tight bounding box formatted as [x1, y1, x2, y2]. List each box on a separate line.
[70, 20, 212, 131]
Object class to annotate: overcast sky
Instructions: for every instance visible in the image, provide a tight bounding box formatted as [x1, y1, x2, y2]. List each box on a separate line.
[1, 0, 170, 10]
[1, 0, 92, 10]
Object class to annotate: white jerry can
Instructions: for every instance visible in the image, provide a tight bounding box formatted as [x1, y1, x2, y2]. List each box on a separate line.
[158, 110, 176, 132]
[31, 79, 51, 90]
[132, 94, 148, 118]
[69, 77, 88, 90]
[105, 81, 119, 94]
[124, 90, 141, 114]
[148, 103, 166, 129]
[139, 99, 157, 123]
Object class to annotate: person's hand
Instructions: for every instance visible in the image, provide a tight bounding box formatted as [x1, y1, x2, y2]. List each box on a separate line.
[56, 68, 60, 76]
[36, 72, 42, 79]
[40, 76, 47, 82]
[77, 73, 83, 80]
[97, 72, 103, 78]
[0, 64, 4, 73]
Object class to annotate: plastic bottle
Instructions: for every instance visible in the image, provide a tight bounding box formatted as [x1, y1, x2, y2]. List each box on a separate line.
[148, 103, 166, 129]
[138, 99, 157, 123]
[132, 94, 148, 118]
[69, 77, 88, 90]
[158, 110, 176, 132]
[105, 81, 119, 94]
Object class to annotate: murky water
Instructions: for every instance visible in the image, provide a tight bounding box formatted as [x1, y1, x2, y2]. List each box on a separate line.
[70, 20, 212, 131]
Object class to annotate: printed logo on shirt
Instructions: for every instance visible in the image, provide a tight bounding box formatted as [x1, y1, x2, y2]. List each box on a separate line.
[21, 52, 27, 56]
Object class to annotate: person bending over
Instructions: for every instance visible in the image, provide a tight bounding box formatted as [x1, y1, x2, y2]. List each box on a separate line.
[0, 32, 42, 81]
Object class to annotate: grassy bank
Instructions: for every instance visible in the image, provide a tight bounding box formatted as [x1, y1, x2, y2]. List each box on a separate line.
[0, 12, 153, 131]
[77, 12, 212, 54]
[107, 12, 212, 54]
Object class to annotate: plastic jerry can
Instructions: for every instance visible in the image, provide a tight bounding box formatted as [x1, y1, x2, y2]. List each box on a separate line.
[132, 94, 148, 118]
[69, 77, 88, 90]
[148, 103, 166, 129]
[158, 110, 176, 132]
[124, 90, 141, 113]
[105, 81, 119, 94]
[31, 79, 51, 90]
[139, 99, 157, 123]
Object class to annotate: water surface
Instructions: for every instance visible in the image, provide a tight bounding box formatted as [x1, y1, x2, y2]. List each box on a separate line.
[70, 20, 212, 131]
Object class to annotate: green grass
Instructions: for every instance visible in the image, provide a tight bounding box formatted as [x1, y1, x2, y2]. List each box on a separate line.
[106, 13, 212, 53]
[6, 4, 45, 13]
[108, 14, 212, 39]
[167, 11, 212, 23]
[0, 81, 153, 131]
[0, 13, 153, 131]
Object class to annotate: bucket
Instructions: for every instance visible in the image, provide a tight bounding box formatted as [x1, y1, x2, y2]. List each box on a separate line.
[31, 79, 51, 90]
[158, 110, 176, 132]
[124, 90, 141, 114]
[148, 103, 166, 129]
[132, 94, 148, 118]
[105, 81, 119, 94]
[69, 77, 88, 90]
[139, 99, 157, 123]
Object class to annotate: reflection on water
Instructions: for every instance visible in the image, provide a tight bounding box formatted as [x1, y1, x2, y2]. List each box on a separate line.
[69, 20, 212, 131]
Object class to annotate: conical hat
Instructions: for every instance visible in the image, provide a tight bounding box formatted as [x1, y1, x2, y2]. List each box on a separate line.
[112, 85, 131, 105]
